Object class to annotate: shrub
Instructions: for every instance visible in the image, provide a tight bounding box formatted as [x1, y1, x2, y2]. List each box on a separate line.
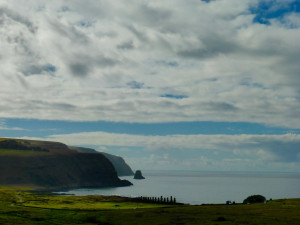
[215, 216, 227, 221]
[243, 195, 266, 204]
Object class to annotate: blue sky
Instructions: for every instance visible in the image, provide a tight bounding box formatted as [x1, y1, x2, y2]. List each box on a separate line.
[1, 118, 300, 137]
[251, 0, 300, 25]
[1, 0, 300, 172]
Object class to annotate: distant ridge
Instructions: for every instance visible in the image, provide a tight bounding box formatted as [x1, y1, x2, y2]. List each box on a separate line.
[0, 138, 132, 190]
[69, 146, 134, 176]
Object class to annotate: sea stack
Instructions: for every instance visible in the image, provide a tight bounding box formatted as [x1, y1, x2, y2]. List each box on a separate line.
[134, 170, 145, 179]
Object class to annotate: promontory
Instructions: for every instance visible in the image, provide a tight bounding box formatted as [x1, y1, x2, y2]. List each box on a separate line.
[0, 138, 132, 190]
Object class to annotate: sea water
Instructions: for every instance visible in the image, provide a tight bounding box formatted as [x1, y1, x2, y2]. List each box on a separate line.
[60, 170, 300, 205]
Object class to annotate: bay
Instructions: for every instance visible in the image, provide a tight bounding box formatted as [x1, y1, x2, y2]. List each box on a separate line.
[60, 170, 300, 205]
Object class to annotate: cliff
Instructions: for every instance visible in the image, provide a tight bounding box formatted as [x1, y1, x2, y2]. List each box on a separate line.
[0, 138, 132, 189]
[100, 152, 134, 176]
[69, 146, 134, 176]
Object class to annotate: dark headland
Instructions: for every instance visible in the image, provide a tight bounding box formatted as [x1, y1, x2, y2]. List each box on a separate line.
[0, 138, 132, 190]
[69, 146, 134, 176]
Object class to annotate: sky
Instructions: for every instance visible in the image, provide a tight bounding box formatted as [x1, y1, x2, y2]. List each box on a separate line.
[0, 0, 300, 172]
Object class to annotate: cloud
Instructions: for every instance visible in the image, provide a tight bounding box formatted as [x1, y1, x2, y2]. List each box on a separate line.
[160, 94, 188, 99]
[204, 102, 239, 112]
[32, 132, 300, 164]
[19, 130, 299, 171]
[126, 81, 145, 89]
[117, 40, 134, 50]
[0, 0, 299, 129]
[69, 62, 91, 77]
[0, 7, 36, 33]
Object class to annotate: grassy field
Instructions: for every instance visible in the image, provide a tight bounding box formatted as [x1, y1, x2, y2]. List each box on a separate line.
[0, 187, 299, 225]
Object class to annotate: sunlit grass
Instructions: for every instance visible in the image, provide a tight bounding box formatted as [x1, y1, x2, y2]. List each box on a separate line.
[23, 195, 168, 210]
[0, 138, 51, 156]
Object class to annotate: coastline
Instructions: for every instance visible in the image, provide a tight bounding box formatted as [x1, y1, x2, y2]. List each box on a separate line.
[0, 186, 299, 225]
[59, 170, 300, 205]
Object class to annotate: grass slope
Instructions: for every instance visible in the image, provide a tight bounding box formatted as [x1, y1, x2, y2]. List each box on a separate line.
[0, 187, 299, 225]
[0, 138, 50, 157]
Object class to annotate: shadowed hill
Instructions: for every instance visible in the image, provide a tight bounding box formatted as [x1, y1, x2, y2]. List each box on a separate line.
[69, 146, 134, 176]
[0, 138, 132, 189]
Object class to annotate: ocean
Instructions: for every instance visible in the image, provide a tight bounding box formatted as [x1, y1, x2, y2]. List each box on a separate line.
[60, 170, 300, 205]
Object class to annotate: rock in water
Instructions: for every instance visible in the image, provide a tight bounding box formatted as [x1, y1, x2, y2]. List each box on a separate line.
[134, 170, 145, 179]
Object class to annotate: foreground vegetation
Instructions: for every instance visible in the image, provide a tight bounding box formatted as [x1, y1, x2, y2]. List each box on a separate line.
[0, 187, 299, 225]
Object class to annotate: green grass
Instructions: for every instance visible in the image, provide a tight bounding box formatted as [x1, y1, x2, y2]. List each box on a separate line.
[23, 195, 168, 210]
[0, 187, 299, 225]
[0, 138, 51, 156]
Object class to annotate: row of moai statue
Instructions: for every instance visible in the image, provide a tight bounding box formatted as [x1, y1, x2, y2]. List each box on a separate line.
[136, 196, 177, 204]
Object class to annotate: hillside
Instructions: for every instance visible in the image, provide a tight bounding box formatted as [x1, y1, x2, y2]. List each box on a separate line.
[0, 138, 132, 189]
[69, 146, 134, 176]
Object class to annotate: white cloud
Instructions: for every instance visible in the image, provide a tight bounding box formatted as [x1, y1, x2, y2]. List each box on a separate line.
[25, 131, 300, 163]
[19, 130, 300, 171]
[0, 0, 299, 128]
